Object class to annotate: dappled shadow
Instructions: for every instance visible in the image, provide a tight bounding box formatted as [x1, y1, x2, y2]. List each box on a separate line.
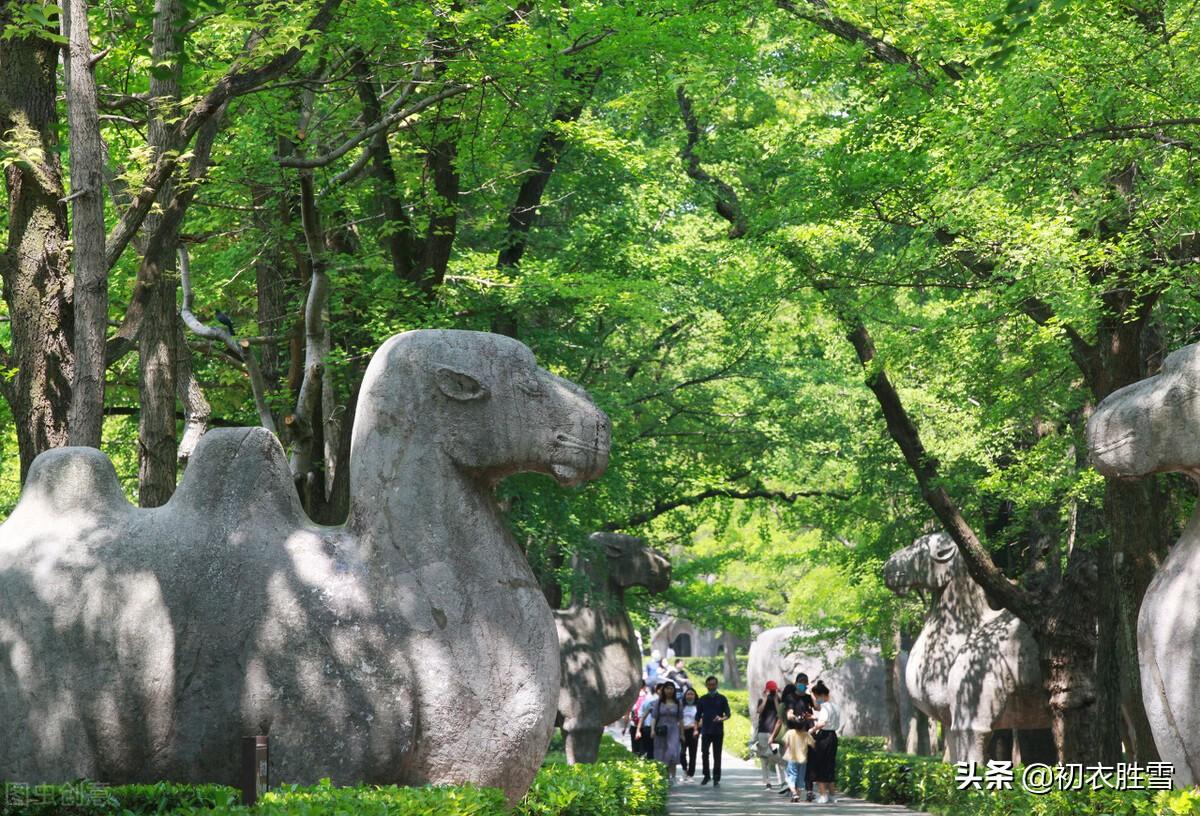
[746, 627, 910, 738]
[556, 532, 670, 762]
[0, 330, 612, 806]
[883, 533, 1050, 764]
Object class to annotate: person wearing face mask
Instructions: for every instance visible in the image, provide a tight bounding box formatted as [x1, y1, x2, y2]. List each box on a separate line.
[792, 672, 817, 801]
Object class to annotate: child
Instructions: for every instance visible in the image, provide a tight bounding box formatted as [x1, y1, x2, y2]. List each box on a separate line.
[781, 720, 816, 803]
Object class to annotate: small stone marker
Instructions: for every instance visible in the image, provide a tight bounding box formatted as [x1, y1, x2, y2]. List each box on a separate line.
[240, 735, 269, 806]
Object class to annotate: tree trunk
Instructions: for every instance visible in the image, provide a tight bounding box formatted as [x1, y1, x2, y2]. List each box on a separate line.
[842, 313, 1117, 762]
[137, 256, 178, 507]
[252, 184, 290, 390]
[537, 539, 565, 609]
[135, 0, 184, 507]
[1092, 312, 1169, 761]
[62, 0, 107, 448]
[722, 630, 740, 688]
[175, 324, 210, 468]
[0, 23, 75, 480]
[492, 69, 601, 337]
[350, 49, 417, 282]
[884, 627, 906, 752]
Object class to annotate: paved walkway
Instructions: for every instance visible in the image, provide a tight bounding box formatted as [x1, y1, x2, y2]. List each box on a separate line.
[667, 753, 927, 815]
[603, 724, 928, 815]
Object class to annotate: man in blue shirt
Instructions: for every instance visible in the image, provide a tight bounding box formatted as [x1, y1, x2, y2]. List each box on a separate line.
[644, 649, 662, 686]
[695, 675, 732, 786]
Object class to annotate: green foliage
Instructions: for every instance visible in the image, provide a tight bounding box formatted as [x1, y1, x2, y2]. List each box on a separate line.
[721, 689, 755, 760]
[679, 654, 746, 686]
[0, 748, 666, 816]
[517, 761, 667, 816]
[836, 742, 1200, 816]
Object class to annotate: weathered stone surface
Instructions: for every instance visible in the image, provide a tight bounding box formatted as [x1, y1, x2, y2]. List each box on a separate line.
[0, 330, 610, 803]
[554, 532, 670, 763]
[745, 626, 909, 738]
[883, 533, 1051, 763]
[1088, 343, 1200, 786]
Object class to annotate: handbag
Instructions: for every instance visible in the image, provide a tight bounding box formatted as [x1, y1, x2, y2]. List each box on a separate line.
[653, 701, 669, 737]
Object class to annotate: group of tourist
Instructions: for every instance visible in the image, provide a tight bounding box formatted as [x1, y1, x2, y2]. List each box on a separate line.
[755, 674, 841, 804]
[627, 651, 732, 787]
[625, 653, 841, 805]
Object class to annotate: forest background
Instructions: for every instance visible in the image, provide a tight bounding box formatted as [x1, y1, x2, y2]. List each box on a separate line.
[2, 0, 1198, 766]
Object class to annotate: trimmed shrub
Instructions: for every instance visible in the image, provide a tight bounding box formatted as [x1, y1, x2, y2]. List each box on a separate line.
[835, 741, 1200, 816]
[0, 736, 665, 816]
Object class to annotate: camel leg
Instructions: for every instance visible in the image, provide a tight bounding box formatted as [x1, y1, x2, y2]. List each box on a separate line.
[564, 728, 602, 764]
[948, 728, 990, 764]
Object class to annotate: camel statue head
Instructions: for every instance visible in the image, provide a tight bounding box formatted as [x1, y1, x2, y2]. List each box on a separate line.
[352, 330, 610, 489]
[884, 532, 961, 597]
[1088, 343, 1200, 480]
[592, 532, 671, 597]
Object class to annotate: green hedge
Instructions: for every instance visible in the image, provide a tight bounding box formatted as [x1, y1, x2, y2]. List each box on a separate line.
[721, 689, 754, 760]
[679, 655, 746, 686]
[0, 737, 667, 816]
[836, 740, 1200, 816]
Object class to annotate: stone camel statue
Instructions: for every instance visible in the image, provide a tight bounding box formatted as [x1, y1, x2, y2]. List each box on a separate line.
[884, 533, 1053, 764]
[1088, 342, 1200, 786]
[745, 626, 910, 738]
[554, 532, 670, 764]
[0, 330, 610, 804]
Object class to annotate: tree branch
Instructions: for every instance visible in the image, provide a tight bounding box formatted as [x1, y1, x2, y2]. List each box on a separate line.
[775, 0, 958, 90]
[103, 0, 345, 270]
[841, 313, 1039, 623]
[676, 86, 747, 238]
[606, 481, 852, 531]
[178, 246, 277, 434]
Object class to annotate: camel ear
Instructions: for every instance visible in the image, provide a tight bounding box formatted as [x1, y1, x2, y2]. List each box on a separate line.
[931, 535, 958, 562]
[434, 366, 489, 402]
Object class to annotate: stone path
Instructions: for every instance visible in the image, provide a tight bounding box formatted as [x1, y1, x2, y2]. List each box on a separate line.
[667, 753, 928, 816]
[602, 724, 928, 815]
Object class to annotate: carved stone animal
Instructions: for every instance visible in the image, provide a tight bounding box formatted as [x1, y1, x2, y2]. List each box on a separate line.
[745, 626, 909, 738]
[0, 330, 610, 803]
[1088, 342, 1200, 786]
[554, 533, 670, 763]
[884, 533, 1052, 763]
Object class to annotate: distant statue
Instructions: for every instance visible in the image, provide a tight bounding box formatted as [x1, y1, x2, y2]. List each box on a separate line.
[1089, 342, 1200, 786]
[884, 533, 1053, 763]
[555, 532, 670, 763]
[0, 330, 610, 804]
[746, 626, 909, 738]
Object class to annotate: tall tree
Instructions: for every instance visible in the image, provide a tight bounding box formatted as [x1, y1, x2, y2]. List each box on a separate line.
[0, 4, 75, 480]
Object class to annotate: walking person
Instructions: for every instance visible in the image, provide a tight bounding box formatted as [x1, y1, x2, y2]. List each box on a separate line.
[637, 682, 661, 759]
[778, 718, 816, 803]
[680, 687, 700, 781]
[755, 681, 786, 790]
[628, 682, 651, 756]
[809, 680, 841, 804]
[696, 675, 731, 787]
[645, 650, 662, 686]
[794, 672, 818, 801]
[666, 658, 691, 694]
[642, 681, 684, 784]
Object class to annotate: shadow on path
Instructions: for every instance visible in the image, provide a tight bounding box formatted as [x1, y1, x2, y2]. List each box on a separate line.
[667, 764, 930, 815]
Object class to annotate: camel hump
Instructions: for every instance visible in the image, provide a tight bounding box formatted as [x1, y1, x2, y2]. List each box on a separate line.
[172, 427, 305, 522]
[16, 447, 131, 518]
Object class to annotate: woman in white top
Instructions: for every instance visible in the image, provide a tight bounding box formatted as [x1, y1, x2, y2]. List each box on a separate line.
[809, 680, 841, 803]
[680, 687, 700, 780]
